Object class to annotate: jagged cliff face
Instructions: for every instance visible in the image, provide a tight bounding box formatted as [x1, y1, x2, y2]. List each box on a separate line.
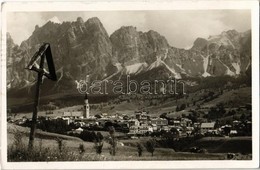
[109, 26, 251, 78]
[7, 33, 30, 89]
[8, 17, 112, 88]
[6, 17, 251, 91]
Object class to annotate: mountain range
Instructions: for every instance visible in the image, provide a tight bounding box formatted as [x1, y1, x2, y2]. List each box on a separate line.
[7, 17, 251, 93]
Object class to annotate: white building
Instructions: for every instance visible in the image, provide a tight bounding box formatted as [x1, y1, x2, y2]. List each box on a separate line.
[138, 124, 153, 134]
[180, 118, 192, 127]
[200, 122, 216, 134]
[128, 123, 153, 135]
[62, 111, 83, 119]
[75, 127, 84, 133]
[128, 119, 140, 127]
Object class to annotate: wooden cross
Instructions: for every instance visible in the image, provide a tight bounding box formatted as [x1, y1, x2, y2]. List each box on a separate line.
[25, 43, 57, 149]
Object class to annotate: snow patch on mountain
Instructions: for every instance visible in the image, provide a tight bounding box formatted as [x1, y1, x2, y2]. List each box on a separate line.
[115, 63, 123, 70]
[176, 64, 185, 72]
[246, 59, 251, 70]
[163, 48, 169, 60]
[148, 58, 162, 70]
[175, 63, 187, 75]
[125, 62, 148, 75]
[202, 72, 211, 77]
[201, 54, 211, 77]
[226, 68, 235, 76]
[147, 56, 181, 79]
[218, 59, 235, 76]
[47, 16, 62, 24]
[161, 61, 181, 79]
[225, 37, 235, 49]
[231, 62, 241, 74]
[104, 63, 123, 80]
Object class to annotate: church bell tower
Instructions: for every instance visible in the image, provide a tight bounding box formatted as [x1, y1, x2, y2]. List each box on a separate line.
[84, 94, 89, 118]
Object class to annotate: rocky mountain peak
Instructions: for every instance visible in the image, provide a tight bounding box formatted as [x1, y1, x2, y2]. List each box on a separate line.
[35, 25, 40, 30]
[6, 18, 251, 93]
[6, 32, 16, 59]
[7, 32, 13, 43]
[146, 30, 169, 47]
[76, 17, 84, 24]
[119, 26, 137, 32]
[34, 20, 60, 35]
[110, 26, 140, 63]
[111, 26, 138, 38]
[191, 37, 208, 50]
[222, 29, 239, 37]
[86, 17, 102, 26]
[85, 17, 109, 38]
[147, 30, 162, 37]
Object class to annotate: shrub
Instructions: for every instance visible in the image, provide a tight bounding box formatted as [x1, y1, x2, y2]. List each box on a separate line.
[94, 132, 104, 154]
[78, 144, 85, 154]
[145, 139, 156, 157]
[79, 130, 97, 142]
[108, 126, 117, 156]
[55, 138, 65, 153]
[137, 143, 143, 157]
[94, 142, 103, 155]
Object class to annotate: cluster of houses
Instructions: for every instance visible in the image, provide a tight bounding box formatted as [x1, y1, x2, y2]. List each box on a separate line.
[54, 110, 248, 137]
[8, 106, 251, 138]
[8, 95, 251, 138]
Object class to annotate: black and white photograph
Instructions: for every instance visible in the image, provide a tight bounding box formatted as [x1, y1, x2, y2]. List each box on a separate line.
[1, 1, 259, 169]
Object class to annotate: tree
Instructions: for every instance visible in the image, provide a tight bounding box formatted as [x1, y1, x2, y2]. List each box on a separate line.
[223, 126, 231, 136]
[78, 143, 85, 154]
[55, 138, 64, 153]
[145, 139, 156, 157]
[94, 132, 104, 154]
[217, 102, 226, 115]
[179, 104, 186, 111]
[160, 112, 167, 119]
[225, 120, 231, 125]
[240, 113, 246, 121]
[108, 126, 117, 156]
[187, 113, 198, 123]
[208, 107, 218, 119]
[137, 143, 143, 157]
[176, 105, 180, 112]
[80, 130, 97, 142]
[170, 127, 180, 139]
[208, 91, 215, 98]
[94, 114, 102, 119]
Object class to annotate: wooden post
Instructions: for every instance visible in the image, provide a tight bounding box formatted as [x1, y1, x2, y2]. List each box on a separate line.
[28, 54, 45, 150]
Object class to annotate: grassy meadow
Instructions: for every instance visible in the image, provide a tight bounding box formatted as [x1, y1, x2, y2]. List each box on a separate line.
[7, 123, 251, 161]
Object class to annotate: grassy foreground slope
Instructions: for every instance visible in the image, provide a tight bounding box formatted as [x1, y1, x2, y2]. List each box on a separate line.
[7, 124, 229, 161]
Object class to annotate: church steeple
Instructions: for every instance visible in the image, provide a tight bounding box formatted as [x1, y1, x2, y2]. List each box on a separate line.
[84, 94, 89, 118]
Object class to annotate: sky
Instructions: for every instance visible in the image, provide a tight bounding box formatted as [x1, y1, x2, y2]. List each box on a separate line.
[7, 10, 251, 48]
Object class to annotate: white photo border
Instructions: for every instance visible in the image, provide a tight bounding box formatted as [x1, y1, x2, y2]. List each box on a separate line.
[1, 0, 259, 169]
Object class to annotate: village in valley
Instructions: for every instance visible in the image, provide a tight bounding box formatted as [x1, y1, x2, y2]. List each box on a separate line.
[28, 94, 251, 138]
[7, 87, 252, 159]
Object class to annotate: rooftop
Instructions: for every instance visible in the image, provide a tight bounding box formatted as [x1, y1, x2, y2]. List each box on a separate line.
[201, 122, 215, 128]
[63, 111, 82, 117]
